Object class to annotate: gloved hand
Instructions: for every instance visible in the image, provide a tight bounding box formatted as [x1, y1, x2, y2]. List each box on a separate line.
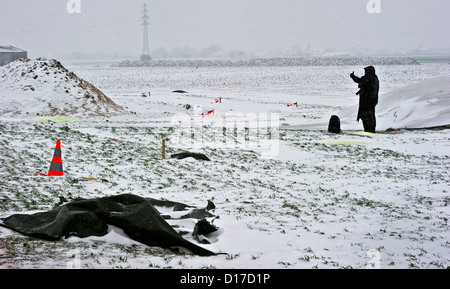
[350, 71, 355, 77]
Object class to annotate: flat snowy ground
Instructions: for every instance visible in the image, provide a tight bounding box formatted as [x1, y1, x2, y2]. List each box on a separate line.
[0, 59, 449, 269]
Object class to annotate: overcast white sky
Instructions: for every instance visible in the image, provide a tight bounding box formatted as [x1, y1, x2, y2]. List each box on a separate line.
[1, 0, 449, 58]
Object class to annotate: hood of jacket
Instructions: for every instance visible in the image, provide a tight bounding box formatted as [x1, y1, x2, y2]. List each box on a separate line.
[364, 66, 376, 75]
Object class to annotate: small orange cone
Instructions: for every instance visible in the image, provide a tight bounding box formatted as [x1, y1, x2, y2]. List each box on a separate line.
[47, 139, 63, 176]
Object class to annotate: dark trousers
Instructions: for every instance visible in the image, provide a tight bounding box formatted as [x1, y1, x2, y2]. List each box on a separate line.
[360, 107, 376, 133]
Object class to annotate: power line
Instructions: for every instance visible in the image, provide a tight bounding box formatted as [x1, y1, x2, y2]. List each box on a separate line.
[0, 20, 140, 35]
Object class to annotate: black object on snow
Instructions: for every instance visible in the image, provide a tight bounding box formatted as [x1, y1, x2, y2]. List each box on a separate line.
[181, 208, 215, 219]
[192, 218, 219, 244]
[0, 194, 217, 256]
[146, 197, 193, 212]
[171, 152, 211, 161]
[193, 219, 218, 237]
[206, 200, 216, 211]
[328, 115, 341, 134]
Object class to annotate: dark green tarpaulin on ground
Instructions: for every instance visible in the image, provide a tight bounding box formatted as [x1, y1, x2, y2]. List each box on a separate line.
[0, 194, 217, 256]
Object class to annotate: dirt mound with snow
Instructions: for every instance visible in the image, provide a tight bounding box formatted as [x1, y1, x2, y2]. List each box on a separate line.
[0, 58, 125, 118]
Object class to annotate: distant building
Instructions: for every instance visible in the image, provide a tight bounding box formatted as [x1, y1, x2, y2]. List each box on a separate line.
[0, 46, 28, 66]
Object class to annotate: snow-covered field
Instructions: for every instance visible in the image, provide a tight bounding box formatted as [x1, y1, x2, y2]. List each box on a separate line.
[0, 57, 449, 269]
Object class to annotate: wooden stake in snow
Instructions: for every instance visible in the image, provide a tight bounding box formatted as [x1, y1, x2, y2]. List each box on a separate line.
[162, 139, 166, 159]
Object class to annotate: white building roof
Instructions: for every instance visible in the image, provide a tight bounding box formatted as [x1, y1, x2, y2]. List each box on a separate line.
[0, 46, 27, 53]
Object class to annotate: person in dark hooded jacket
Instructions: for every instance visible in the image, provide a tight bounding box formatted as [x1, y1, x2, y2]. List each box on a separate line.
[350, 66, 379, 133]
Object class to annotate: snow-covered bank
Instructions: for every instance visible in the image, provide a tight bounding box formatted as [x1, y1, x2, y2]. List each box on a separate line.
[375, 77, 450, 129]
[291, 76, 450, 131]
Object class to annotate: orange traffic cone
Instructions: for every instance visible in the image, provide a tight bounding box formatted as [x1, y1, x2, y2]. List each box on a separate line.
[47, 139, 63, 176]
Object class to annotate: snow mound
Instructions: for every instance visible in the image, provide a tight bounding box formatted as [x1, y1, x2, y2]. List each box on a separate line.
[291, 77, 450, 130]
[358, 76, 450, 130]
[0, 58, 125, 118]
